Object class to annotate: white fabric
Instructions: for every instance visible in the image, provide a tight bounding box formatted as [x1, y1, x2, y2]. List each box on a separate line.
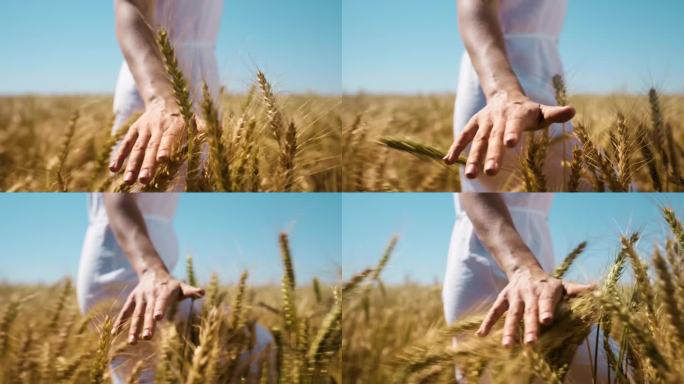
[444, 193, 610, 382]
[454, 0, 569, 192]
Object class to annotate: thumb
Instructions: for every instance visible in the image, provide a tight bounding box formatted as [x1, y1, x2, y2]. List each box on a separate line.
[179, 282, 205, 300]
[563, 281, 595, 297]
[540, 104, 576, 127]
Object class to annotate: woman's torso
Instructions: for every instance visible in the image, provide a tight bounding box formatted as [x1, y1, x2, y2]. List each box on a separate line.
[153, 0, 224, 44]
[498, 0, 567, 38]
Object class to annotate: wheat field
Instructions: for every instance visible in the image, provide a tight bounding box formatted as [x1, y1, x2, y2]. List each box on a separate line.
[0, 233, 342, 384]
[0, 30, 341, 193]
[343, 208, 684, 384]
[342, 88, 684, 192]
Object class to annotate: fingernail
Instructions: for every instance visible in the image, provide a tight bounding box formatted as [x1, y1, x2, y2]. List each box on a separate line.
[154, 312, 163, 320]
[502, 336, 513, 347]
[128, 336, 136, 344]
[124, 172, 134, 182]
[465, 164, 476, 178]
[139, 169, 149, 180]
[505, 136, 517, 146]
[143, 330, 151, 338]
[541, 313, 552, 323]
[525, 334, 536, 344]
[109, 162, 116, 171]
[484, 160, 496, 175]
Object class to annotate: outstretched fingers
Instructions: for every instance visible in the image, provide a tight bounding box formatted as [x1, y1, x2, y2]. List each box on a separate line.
[139, 127, 162, 184]
[502, 294, 523, 347]
[153, 287, 173, 321]
[539, 104, 576, 128]
[538, 283, 562, 325]
[142, 295, 156, 340]
[123, 130, 151, 184]
[477, 291, 509, 337]
[156, 120, 184, 162]
[522, 289, 539, 344]
[128, 294, 146, 344]
[464, 120, 493, 178]
[112, 294, 136, 336]
[179, 282, 205, 300]
[484, 119, 506, 175]
[110, 126, 139, 172]
[444, 115, 479, 165]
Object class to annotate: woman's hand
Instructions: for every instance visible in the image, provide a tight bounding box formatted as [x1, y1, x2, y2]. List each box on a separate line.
[443, 94, 575, 178]
[476, 265, 593, 347]
[112, 269, 205, 344]
[109, 100, 186, 185]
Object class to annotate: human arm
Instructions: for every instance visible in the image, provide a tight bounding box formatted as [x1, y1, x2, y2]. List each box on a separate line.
[443, 0, 575, 178]
[103, 193, 204, 344]
[459, 193, 591, 346]
[110, 0, 186, 185]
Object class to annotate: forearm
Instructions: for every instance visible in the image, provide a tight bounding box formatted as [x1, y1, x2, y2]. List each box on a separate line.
[103, 193, 169, 277]
[457, 0, 524, 101]
[114, 0, 176, 109]
[459, 193, 542, 277]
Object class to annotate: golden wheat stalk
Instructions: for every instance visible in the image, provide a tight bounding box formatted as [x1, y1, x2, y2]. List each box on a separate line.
[279, 233, 298, 333]
[567, 145, 584, 192]
[54, 110, 80, 192]
[552, 241, 587, 279]
[379, 137, 466, 166]
[88, 316, 113, 384]
[230, 270, 249, 330]
[156, 28, 199, 191]
[201, 82, 231, 192]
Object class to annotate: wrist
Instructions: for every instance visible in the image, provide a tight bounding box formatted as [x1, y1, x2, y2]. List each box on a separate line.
[145, 92, 180, 115]
[138, 262, 170, 279]
[498, 248, 544, 279]
[486, 87, 527, 104]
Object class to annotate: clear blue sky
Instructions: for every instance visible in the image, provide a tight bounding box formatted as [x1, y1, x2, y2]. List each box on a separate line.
[0, 194, 341, 285]
[343, 193, 684, 285]
[0, 0, 341, 95]
[342, 0, 684, 94]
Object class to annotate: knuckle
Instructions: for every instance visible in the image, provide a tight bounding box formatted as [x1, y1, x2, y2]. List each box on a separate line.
[474, 135, 488, 144]
[133, 142, 147, 151]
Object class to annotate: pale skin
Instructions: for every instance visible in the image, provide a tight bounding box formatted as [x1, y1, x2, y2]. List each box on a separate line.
[110, 0, 187, 185]
[104, 194, 204, 344]
[443, 0, 576, 179]
[460, 193, 593, 346]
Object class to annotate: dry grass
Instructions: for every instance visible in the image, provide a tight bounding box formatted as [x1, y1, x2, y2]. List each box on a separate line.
[0, 233, 342, 383]
[0, 30, 340, 192]
[341, 90, 684, 192]
[343, 208, 684, 383]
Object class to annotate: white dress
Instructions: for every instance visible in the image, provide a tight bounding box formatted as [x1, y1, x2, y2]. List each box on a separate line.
[454, 0, 569, 192]
[78, 3, 271, 382]
[77, 193, 273, 383]
[446, 3, 609, 380]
